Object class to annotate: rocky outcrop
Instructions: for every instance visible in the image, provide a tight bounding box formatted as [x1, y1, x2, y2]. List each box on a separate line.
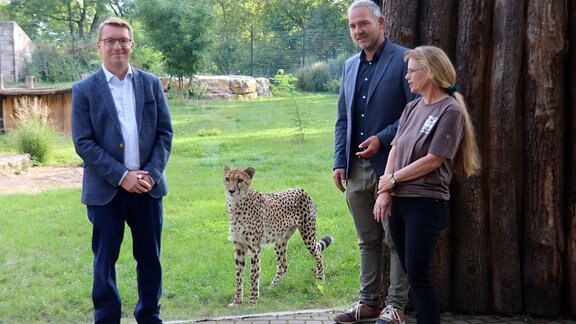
[161, 75, 272, 100]
[0, 153, 30, 175]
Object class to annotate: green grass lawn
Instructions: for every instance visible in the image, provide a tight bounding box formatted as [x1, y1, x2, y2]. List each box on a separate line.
[0, 93, 363, 323]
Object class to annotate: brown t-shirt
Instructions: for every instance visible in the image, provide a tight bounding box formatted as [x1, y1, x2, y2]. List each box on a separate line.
[391, 96, 464, 200]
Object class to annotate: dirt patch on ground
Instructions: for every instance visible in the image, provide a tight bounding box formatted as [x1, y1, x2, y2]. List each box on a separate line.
[0, 154, 83, 195]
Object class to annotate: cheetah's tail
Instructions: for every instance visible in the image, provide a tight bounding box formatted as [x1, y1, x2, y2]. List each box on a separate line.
[317, 236, 333, 252]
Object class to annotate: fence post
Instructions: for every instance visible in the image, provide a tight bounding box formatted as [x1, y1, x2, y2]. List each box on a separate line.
[24, 75, 34, 88]
[250, 25, 254, 76]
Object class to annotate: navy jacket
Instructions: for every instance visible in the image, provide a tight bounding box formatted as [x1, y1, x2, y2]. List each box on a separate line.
[334, 39, 413, 177]
[72, 67, 173, 206]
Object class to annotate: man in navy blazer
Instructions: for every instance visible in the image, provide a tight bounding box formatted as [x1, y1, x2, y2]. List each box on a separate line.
[333, 1, 414, 323]
[72, 17, 172, 324]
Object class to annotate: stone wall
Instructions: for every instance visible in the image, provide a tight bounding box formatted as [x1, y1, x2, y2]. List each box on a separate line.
[161, 75, 272, 100]
[0, 21, 35, 82]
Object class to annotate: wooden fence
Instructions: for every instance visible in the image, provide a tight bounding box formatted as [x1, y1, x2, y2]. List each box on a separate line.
[380, 0, 575, 317]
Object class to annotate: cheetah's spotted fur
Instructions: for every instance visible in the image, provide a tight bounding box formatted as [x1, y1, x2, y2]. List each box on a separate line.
[223, 166, 333, 307]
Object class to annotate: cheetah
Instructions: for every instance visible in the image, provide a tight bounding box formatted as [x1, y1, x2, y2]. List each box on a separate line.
[223, 165, 333, 307]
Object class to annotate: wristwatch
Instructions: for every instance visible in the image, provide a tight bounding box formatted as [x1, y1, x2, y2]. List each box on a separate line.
[390, 172, 396, 185]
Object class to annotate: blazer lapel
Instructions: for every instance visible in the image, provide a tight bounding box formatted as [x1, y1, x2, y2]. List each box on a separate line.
[346, 56, 360, 113]
[94, 69, 122, 133]
[132, 68, 144, 133]
[367, 40, 394, 104]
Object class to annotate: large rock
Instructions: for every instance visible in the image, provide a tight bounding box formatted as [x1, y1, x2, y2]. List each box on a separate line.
[161, 75, 272, 100]
[0, 153, 30, 175]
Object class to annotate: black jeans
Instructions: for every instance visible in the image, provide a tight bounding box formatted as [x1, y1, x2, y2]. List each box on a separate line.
[388, 196, 449, 324]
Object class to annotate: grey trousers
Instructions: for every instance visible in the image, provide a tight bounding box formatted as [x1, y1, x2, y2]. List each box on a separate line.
[345, 157, 410, 309]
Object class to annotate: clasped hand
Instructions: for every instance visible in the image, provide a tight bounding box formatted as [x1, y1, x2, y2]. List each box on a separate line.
[377, 173, 394, 194]
[121, 170, 154, 194]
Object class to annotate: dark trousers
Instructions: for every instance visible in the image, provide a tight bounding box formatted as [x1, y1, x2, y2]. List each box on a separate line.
[388, 196, 449, 324]
[88, 190, 163, 324]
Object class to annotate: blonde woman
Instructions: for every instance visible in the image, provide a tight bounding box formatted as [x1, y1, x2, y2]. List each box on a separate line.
[373, 45, 480, 324]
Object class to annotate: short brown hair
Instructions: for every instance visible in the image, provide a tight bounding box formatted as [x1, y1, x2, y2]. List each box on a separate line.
[97, 17, 133, 41]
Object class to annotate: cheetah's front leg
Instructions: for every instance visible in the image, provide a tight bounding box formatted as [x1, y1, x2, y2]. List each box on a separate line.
[228, 241, 246, 308]
[248, 245, 262, 304]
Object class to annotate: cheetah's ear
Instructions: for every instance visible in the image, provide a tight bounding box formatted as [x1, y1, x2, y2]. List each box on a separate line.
[245, 167, 256, 178]
[224, 165, 230, 172]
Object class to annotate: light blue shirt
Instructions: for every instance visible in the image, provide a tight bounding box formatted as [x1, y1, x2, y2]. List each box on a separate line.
[102, 65, 140, 174]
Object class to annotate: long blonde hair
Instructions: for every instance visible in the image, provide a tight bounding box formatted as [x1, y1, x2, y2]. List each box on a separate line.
[404, 46, 481, 177]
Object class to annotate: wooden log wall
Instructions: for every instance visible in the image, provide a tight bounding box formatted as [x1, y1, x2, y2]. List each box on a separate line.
[0, 88, 73, 135]
[381, 0, 573, 317]
[568, 0, 576, 316]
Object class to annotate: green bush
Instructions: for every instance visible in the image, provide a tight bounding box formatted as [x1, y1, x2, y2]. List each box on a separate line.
[188, 81, 208, 100]
[324, 78, 341, 93]
[15, 121, 55, 164]
[13, 97, 56, 164]
[269, 69, 297, 95]
[296, 61, 330, 92]
[327, 53, 349, 79]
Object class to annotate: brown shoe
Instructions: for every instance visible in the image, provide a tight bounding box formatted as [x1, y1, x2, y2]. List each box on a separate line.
[377, 305, 405, 324]
[333, 302, 381, 323]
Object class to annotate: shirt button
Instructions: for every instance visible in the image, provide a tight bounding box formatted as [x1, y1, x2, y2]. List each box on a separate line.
[362, 96, 366, 99]
[119, 143, 125, 148]
[360, 132, 364, 136]
[365, 78, 368, 81]
[361, 114, 365, 117]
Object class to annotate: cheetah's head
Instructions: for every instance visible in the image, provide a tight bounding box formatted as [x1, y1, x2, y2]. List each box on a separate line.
[223, 165, 255, 197]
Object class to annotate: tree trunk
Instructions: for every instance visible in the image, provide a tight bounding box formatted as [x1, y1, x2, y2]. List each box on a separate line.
[523, 0, 567, 316]
[450, 175, 489, 313]
[418, 0, 458, 58]
[416, 0, 459, 309]
[566, 0, 576, 317]
[449, 1, 492, 314]
[485, 0, 525, 314]
[382, 0, 418, 48]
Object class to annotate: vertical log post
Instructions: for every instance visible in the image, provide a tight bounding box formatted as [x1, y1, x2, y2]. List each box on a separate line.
[450, 0, 492, 313]
[418, 0, 458, 58]
[523, 0, 567, 316]
[486, 0, 525, 314]
[382, 0, 418, 48]
[565, 0, 576, 317]
[24, 76, 34, 89]
[380, 0, 419, 308]
[417, 0, 458, 309]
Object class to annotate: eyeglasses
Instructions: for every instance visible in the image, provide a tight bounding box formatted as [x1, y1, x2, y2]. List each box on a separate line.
[100, 38, 132, 47]
[407, 68, 424, 75]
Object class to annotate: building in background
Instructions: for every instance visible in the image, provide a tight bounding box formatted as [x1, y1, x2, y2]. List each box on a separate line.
[0, 21, 34, 83]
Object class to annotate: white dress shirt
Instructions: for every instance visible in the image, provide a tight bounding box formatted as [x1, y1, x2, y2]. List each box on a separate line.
[102, 65, 140, 172]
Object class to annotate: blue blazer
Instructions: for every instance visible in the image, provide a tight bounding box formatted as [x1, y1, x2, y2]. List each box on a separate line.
[334, 39, 413, 177]
[72, 67, 173, 206]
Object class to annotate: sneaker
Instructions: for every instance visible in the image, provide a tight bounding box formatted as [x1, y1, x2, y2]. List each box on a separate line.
[333, 302, 381, 323]
[377, 305, 405, 324]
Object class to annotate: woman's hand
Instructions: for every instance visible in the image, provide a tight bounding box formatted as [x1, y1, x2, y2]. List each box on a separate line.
[373, 191, 392, 222]
[378, 173, 394, 194]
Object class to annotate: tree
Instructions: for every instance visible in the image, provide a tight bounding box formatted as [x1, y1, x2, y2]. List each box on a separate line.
[136, 0, 214, 98]
[3, 0, 122, 42]
[210, 0, 254, 75]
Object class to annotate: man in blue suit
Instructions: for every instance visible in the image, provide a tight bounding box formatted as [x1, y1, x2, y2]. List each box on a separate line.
[333, 1, 413, 323]
[72, 17, 172, 324]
